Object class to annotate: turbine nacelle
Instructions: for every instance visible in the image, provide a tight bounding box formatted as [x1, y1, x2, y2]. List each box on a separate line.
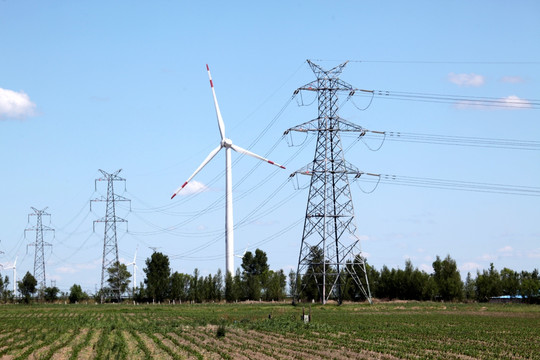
[222, 138, 233, 148]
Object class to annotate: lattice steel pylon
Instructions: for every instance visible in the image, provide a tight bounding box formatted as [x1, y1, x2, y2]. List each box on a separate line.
[25, 207, 54, 292]
[91, 169, 130, 302]
[286, 60, 372, 304]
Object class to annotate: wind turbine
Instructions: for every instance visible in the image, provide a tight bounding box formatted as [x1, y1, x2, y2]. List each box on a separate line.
[171, 64, 286, 276]
[126, 247, 137, 297]
[235, 244, 249, 259]
[3, 257, 17, 295]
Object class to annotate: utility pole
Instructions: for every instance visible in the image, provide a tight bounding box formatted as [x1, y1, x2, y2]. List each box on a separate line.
[91, 169, 130, 303]
[286, 60, 372, 304]
[25, 207, 54, 293]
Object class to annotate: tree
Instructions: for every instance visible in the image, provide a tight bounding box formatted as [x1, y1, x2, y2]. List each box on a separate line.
[300, 246, 325, 302]
[143, 252, 171, 302]
[520, 269, 540, 303]
[170, 272, 191, 302]
[106, 261, 132, 299]
[475, 263, 502, 302]
[69, 284, 88, 303]
[44, 286, 60, 302]
[288, 269, 297, 298]
[215, 269, 223, 302]
[265, 270, 286, 301]
[464, 272, 475, 301]
[432, 255, 463, 301]
[189, 268, 201, 302]
[241, 249, 269, 300]
[500, 268, 520, 298]
[0, 275, 10, 302]
[18, 272, 37, 303]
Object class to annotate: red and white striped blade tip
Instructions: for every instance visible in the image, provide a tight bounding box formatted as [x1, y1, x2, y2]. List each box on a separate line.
[171, 182, 188, 199]
[268, 160, 286, 169]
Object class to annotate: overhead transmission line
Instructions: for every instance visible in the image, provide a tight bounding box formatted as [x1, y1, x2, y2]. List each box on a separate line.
[348, 89, 539, 109]
[353, 173, 540, 197]
[340, 130, 540, 151]
[312, 59, 540, 65]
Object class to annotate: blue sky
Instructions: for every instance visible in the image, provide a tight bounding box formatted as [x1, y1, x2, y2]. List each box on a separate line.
[1, 1, 539, 294]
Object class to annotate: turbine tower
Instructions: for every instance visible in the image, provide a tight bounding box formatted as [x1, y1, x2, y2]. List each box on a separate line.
[25, 207, 54, 291]
[171, 64, 286, 276]
[3, 257, 17, 295]
[91, 169, 130, 302]
[126, 246, 138, 297]
[286, 60, 371, 304]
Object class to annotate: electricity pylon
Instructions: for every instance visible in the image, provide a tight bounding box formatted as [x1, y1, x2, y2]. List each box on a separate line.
[286, 60, 372, 304]
[25, 207, 54, 292]
[91, 169, 130, 303]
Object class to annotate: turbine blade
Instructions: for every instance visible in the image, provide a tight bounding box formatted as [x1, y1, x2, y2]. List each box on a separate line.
[171, 144, 223, 199]
[206, 64, 226, 140]
[230, 144, 286, 169]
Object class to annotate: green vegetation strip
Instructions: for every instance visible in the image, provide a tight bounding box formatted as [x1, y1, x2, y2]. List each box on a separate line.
[0, 302, 537, 359]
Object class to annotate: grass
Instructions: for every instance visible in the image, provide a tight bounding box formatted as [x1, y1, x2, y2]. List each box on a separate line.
[0, 302, 538, 359]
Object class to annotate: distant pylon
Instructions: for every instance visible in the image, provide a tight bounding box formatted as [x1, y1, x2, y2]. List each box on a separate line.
[25, 207, 54, 292]
[286, 60, 371, 304]
[91, 169, 130, 302]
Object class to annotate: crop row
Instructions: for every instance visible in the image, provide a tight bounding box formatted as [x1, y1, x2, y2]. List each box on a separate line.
[0, 302, 538, 359]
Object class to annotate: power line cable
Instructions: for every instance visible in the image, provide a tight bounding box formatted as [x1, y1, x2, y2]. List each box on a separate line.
[340, 131, 540, 151]
[354, 174, 540, 197]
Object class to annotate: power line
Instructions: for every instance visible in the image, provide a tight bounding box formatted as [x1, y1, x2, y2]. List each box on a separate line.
[340, 131, 540, 151]
[354, 173, 540, 197]
[312, 59, 540, 65]
[349, 89, 540, 109]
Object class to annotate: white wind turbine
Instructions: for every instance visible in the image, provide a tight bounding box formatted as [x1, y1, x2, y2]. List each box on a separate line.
[126, 247, 137, 296]
[3, 257, 17, 295]
[171, 64, 285, 276]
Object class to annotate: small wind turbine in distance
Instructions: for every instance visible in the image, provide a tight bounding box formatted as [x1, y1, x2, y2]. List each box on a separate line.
[235, 246, 248, 259]
[3, 257, 17, 295]
[171, 64, 286, 276]
[126, 247, 137, 297]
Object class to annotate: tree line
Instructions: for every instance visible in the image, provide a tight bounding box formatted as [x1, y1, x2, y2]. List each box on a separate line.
[1, 250, 538, 304]
[336, 255, 539, 303]
[136, 249, 287, 303]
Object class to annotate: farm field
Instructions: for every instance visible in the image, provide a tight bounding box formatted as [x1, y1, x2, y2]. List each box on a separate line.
[0, 302, 538, 359]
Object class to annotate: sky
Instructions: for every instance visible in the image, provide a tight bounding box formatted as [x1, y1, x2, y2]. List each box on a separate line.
[1, 1, 539, 295]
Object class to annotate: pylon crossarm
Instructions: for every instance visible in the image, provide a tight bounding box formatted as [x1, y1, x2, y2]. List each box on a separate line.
[284, 119, 319, 134]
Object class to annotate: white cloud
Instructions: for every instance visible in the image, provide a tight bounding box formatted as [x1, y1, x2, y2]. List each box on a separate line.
[55, 261, 99, 274]
[527, 249, 540, 259]
[500, 95, 532, 109]
[419, 264, 432, 273]
[501, 76, 525, 84]
[461, 262, 481, 272]
[454, 95, 531, 110]
[498, 245, 513, 254]
[180, 180, 209, 195]
[480, 253, 497, 261]
[357, 234, 370, 241]
[0, 87, 37, 120]
[448, 72, 485, 87]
